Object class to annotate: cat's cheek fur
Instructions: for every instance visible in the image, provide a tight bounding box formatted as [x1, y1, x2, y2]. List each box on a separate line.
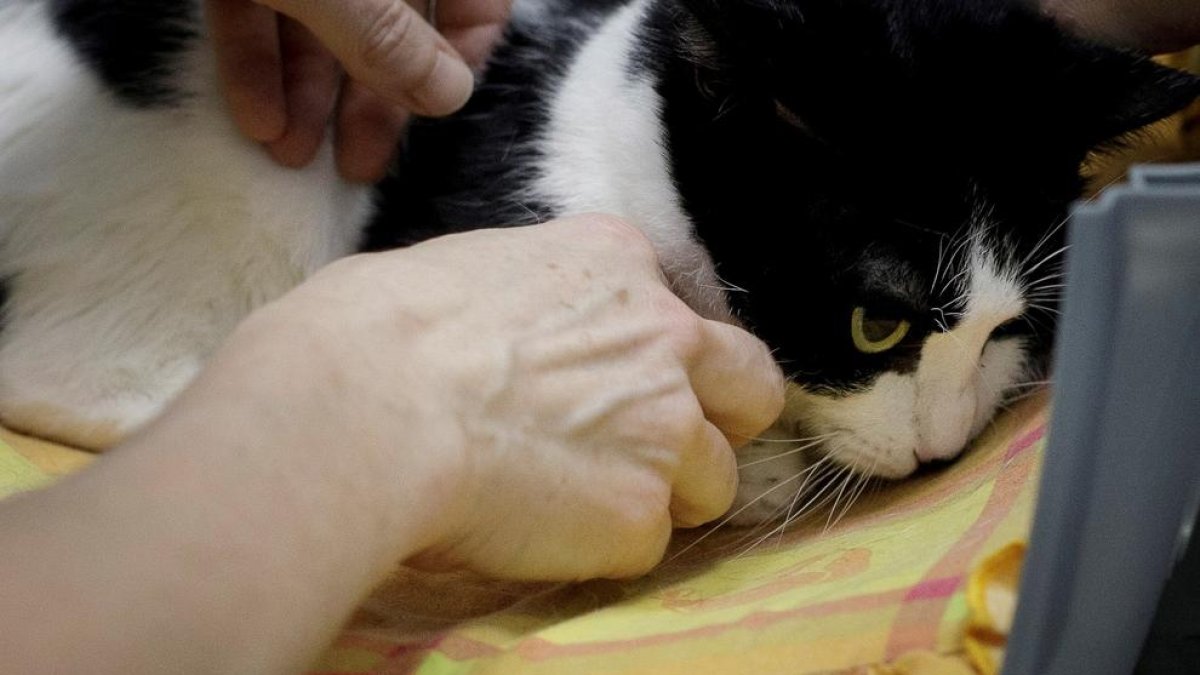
[0, 3, 371, 449]
[788, 375, 922, 480]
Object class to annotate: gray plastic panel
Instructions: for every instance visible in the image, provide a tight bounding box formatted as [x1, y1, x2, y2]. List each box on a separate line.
[1003, 164, 1200, 675]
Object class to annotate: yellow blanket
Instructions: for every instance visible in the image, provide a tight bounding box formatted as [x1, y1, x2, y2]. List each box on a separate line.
[1, 393, 1044, 674]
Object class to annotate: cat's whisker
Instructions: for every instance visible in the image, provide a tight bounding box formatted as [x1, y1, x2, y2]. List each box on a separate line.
[1021, 212, 1071, 271]
[784, 453, 841, 514]
[931, 308, 951, 334]
[699, 283, 747, 294]
[736, 437, 831, 469]
[1021, 309, 1058, 334]
[733, 457, 845, 559]
[1001, 378, 1052, 391]
[1024, 303, 1062, 316]
[998, 386, 1053, 410]
[734, 441, 830, 468]
[939, 229, 976, 292]
[1022, 243, 1071, 281]
[828, 463, 875, 532]
[1024, 269, 1067, 286]
[712, 94, 739, 122]
[931, 235, 951, 293]
[822, 466, 857, 534]
[666, 459, 832, 563]
[714, 274, 749, 294]
[940, 265, 972, 299]
[740, 433, 833, 444]
[1026, 282, 1068, 292]
[784, 460, 847, 522]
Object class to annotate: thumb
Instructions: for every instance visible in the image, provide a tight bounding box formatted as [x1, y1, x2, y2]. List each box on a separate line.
[255, 0, 476, 115]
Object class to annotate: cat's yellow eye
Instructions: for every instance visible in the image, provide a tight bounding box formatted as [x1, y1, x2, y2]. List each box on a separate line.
[851, 307, 911, 354]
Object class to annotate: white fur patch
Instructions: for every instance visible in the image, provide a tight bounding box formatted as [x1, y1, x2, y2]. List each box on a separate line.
[0, 3, 371, 447]
[530, 0, 731, 322]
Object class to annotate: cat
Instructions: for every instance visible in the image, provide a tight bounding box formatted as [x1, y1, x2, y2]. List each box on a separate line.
[0, 0, 1197, 524]
[374, 0, 1200, 521]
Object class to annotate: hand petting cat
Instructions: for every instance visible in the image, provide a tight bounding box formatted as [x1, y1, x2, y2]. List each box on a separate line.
[205, 0, 510, 182]
[0, 215, 784, 673]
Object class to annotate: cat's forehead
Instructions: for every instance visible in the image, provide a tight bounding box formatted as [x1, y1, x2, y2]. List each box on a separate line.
[831, 190, 1049, 310]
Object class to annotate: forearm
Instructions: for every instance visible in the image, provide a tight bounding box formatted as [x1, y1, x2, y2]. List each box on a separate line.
[0, 326, 449, 673]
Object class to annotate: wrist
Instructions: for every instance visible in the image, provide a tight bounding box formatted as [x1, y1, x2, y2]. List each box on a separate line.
[174, 309, 471, 565]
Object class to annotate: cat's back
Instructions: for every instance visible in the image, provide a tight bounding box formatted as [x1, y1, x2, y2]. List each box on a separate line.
[364, 0, 654, 248]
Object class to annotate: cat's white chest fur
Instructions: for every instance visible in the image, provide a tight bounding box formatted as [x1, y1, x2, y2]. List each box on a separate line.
[0, 2, 371, 447]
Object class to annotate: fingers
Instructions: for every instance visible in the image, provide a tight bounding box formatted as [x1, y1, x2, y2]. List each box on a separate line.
[210, 0, 500, 179]
[256, 0, 476, 116]
[206, 0, 286, 142]
[264, 18, 342, 168]
[436, 0, 512, 68]
[335, 80, 409, 183]
[688, 319, 786, 448]
[670, 420, 737, 528]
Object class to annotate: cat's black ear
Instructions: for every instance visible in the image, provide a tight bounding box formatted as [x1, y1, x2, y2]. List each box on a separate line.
[1070, 50, 1200, 147]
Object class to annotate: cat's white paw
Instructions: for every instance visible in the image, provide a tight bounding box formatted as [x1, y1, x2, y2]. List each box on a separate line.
[0, 351, 197, 450]
[0, 398, 145, 450]
[727, 428, 815, 526]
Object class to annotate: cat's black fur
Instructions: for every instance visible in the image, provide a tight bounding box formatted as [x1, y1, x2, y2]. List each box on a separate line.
[377, 0, 1200, 391]
[48, 0, 196, 107]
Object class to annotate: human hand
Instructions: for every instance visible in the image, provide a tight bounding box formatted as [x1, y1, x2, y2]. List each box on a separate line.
[0, 216, 783, 673]
[205, 0, 510, 183]
[1042, 0, 1200, 53]
[223, 215, 785, 580]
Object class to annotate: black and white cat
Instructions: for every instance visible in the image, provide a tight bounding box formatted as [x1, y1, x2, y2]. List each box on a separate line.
[0, 0, 1196, 522]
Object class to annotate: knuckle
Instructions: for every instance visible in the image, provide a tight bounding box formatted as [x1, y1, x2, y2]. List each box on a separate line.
[656, 298, 704, 354]
[358, 2, 420, 73]
[655, 395, 706, 449]
[611, 510, 672, 577]
[582, 214, 658, 259]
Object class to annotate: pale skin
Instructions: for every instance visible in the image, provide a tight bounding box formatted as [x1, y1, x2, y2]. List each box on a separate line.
[0, 216, 785, 673]
[206, 0, 510, 182]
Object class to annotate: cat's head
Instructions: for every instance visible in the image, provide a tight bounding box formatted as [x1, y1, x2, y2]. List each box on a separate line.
[659, 0, 1200, 477]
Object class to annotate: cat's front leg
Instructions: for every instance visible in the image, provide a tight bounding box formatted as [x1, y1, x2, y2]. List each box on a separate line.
[0, 341, 201, 450]
[727, 425, 816, 526]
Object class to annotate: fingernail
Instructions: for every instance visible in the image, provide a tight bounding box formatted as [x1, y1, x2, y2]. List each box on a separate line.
[415, 52, 475, 115]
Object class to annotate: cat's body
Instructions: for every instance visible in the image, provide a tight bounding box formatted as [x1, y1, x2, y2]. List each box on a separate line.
[0, 0, 1196, 522]
[0, 0, 372, 446]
